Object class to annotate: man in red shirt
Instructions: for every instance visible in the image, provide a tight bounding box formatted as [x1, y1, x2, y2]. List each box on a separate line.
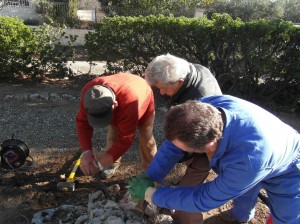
[76, 73, 157, 178]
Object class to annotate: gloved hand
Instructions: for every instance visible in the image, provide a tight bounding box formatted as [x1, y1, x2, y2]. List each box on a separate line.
[128, 172, 155, 202]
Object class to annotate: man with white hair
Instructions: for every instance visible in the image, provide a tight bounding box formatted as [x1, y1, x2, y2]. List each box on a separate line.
[145, 53, 222, 106]
[143, 54, 222, 223]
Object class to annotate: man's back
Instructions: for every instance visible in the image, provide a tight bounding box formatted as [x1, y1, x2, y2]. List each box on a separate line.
[170, 63, 222, 106]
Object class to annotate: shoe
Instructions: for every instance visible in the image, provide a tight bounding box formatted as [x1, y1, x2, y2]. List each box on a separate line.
[100, 163, 120, 179]
[219, 210, 249, 223]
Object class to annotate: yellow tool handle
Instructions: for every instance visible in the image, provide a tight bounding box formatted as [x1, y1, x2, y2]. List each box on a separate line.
[66, 154, 82, 182]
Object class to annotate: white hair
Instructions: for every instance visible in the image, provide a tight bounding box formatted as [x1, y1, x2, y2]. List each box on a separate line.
[145, 53, 190, 85]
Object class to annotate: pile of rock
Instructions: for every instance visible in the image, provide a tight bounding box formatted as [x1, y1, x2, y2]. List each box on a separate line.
[3, 92, 79, 101]
[31, 184, 173, 224]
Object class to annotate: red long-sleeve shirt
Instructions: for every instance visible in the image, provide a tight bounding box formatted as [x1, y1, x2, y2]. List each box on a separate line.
[76, 73, 155, 161]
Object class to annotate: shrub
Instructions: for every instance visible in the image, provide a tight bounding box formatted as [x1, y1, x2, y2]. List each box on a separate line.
[85, 14, 300, 108]
[0, 17, 76, 81]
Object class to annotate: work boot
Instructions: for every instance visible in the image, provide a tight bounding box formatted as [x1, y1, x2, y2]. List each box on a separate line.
[219, 210, 249, 223]
[100, 163, 120, 179]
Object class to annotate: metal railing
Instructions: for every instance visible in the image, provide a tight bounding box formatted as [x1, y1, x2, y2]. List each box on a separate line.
[1, 0, 31, 7]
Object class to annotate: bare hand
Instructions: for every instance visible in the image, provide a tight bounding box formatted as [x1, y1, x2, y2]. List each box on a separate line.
[94, 152, 114, 169]
[80, 150, 100, 175]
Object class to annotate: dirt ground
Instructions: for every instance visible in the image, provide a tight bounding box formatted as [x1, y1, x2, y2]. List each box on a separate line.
[0, 77, 300, 224]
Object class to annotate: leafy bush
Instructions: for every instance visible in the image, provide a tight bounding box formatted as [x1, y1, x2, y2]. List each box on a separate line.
[204, 0, 300, 23]
[85, 14, 300, 108]
[100, 0, 201, 17]
[0, 17, 76, 81]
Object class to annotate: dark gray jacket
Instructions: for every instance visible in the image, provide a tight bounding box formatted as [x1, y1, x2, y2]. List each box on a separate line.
[169, 63, 222, 106]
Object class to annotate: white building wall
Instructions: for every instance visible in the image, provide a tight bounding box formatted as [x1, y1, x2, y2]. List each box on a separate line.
[27, 25, 91, 46]
[58, 28, 91, 46]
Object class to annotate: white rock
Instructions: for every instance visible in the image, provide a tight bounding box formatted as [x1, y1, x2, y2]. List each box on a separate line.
[74, 214, 89, 224]
[29, 93, 40, 100]
[145, 203, 159, 216]
[50, 93, 61, 101]
[119, 192, 137, 210]
[3, 95, 14, 100]
[31, 188, 148, 224]
[31, 205, 76, 224]
[62, 94, 77, 100]
[104, 216, 124, 224]
[154, 214, 173, 224]
[107, 184, 121, 194]
[126, 221, 145, 224]
[39, 92, 49, 100]
[15, 93, 28, 100]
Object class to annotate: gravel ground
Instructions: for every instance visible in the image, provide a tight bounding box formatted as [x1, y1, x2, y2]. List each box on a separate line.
[1, 99, 80, 153]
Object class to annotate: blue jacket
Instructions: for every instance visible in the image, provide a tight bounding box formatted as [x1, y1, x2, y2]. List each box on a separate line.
[146, 95, 300, 212]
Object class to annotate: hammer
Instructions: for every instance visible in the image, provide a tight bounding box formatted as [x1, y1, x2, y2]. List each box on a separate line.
[57, 154, 82, 192]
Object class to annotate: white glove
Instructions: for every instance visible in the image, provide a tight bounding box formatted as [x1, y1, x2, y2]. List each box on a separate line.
[145, 187, 157, 204]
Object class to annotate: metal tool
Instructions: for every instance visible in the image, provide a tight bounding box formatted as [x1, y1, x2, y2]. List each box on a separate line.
[57, 154, 82, 192]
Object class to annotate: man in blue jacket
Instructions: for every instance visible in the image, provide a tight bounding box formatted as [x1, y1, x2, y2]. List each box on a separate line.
[129, 95, 300, 224]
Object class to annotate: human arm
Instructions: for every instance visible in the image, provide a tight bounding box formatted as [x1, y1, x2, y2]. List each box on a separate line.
[128, 140, 184, 201]
[105, 104, 139, 162]
[148, 160, 271, 212]
[146, 140, 185, 183]
[130, 142, 272, 212]
[76, 97, 94, 151]
[76, 94, 97, 175]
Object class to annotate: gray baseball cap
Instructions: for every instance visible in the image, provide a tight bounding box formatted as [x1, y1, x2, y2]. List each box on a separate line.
[84, 85, 115, 128]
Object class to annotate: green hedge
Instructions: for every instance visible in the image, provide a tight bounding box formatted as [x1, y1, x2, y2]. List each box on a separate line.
[0, 17, 34, 79]
[0, 17, 76, 81]
[85, 14, 300, 109]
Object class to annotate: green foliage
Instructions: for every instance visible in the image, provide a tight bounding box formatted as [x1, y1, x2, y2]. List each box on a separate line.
[86, 15, 210, 74]
[0, 17, 33, 80]
[204, 0, 299, 23]
[283, 0, 300, 23]
[85, 14, 300, 108]
[100, 0, 201, 17]
[69, 0, 78, 18]
[0, 17, 77, 81]
[35, 0, 81, 28]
